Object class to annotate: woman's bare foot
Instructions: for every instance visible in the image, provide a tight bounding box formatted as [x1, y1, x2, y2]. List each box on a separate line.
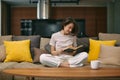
[59, 61, 70, 67]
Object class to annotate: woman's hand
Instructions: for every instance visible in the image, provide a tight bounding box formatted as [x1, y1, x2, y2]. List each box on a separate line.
[57, 49, 64, 55]
[51, 49, 63, 56]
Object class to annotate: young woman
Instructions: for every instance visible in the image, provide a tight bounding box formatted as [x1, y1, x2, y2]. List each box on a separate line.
[40, 17, 88, 67]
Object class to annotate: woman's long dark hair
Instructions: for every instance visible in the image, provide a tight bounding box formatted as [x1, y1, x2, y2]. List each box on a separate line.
[61, 17, 79, 36]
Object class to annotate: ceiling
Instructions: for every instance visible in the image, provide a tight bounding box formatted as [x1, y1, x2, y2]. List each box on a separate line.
[2, 0, 115, 7]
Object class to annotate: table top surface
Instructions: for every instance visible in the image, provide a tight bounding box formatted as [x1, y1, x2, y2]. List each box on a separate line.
[3, 67, 120, 78]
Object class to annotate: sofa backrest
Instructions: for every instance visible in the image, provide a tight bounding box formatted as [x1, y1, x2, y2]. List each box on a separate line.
[99, 33, 120, 46]
[0, 35, 12, 45]
[40, 37, 50, 50]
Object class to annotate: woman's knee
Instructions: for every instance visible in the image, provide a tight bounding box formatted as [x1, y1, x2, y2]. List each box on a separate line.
[80, 52, 88, 58]
[39, 54, 48, 63]
[82, 52, 88, 56]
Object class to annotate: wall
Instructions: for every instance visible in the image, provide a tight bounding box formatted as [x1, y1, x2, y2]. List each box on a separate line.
[114, 0, 120, 33]
[1, 1, 120, 36]
[1, 2, 11, 35]
[0, 1, 1, 36]
[11, 7, 106, 36]
[107, 2, 114, 33]
[51, 7, 107, 37]
[11, 7, 37, 35]
[107, 0, 120, 33]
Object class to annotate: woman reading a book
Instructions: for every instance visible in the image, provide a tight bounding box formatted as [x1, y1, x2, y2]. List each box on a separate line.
[40, 17, 88, 67]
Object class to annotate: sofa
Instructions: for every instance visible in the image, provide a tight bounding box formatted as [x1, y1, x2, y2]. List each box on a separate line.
[0, 33, 120, 80]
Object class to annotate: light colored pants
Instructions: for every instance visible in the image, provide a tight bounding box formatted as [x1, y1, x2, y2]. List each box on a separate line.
[40, 52, 88, 67]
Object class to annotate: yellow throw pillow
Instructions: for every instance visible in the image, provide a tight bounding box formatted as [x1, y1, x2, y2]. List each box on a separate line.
[4, 40, 33, 62]
[88, 39, 116, 62]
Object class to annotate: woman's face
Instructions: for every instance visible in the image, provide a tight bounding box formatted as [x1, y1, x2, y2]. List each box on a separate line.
[63, 23, 74, 35]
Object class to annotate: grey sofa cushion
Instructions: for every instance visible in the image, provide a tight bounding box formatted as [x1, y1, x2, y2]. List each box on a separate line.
[40, 37, 50, 50]
[77, 37, 98, 53]
[33, 48, 47, 63]
[99, 45, 120, 66]
[44, 43, 51, 54]
[0, 35, 12, 45]
[0, 45, 6, 62]
[0, 62, 18, 70]
[12, 35, 41, 59]
[99, 33, 120, 46]
[12, 62, 44, 68]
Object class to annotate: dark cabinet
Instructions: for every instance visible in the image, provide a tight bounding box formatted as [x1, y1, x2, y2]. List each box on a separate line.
[21, 19, 33, 35]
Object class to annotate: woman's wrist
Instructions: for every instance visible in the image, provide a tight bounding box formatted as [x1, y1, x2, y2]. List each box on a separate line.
[51, 49, 63, 56]
[51, 51, 60, 56]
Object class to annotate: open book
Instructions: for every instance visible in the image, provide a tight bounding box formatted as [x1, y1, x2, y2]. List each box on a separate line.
[63, 45, 83, 52]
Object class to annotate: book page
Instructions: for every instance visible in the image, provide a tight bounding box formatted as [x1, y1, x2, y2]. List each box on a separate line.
[63, 45, 83, 52]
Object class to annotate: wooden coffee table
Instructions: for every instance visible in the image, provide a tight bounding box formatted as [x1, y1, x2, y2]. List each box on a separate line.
[3, 67, 120, 80]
